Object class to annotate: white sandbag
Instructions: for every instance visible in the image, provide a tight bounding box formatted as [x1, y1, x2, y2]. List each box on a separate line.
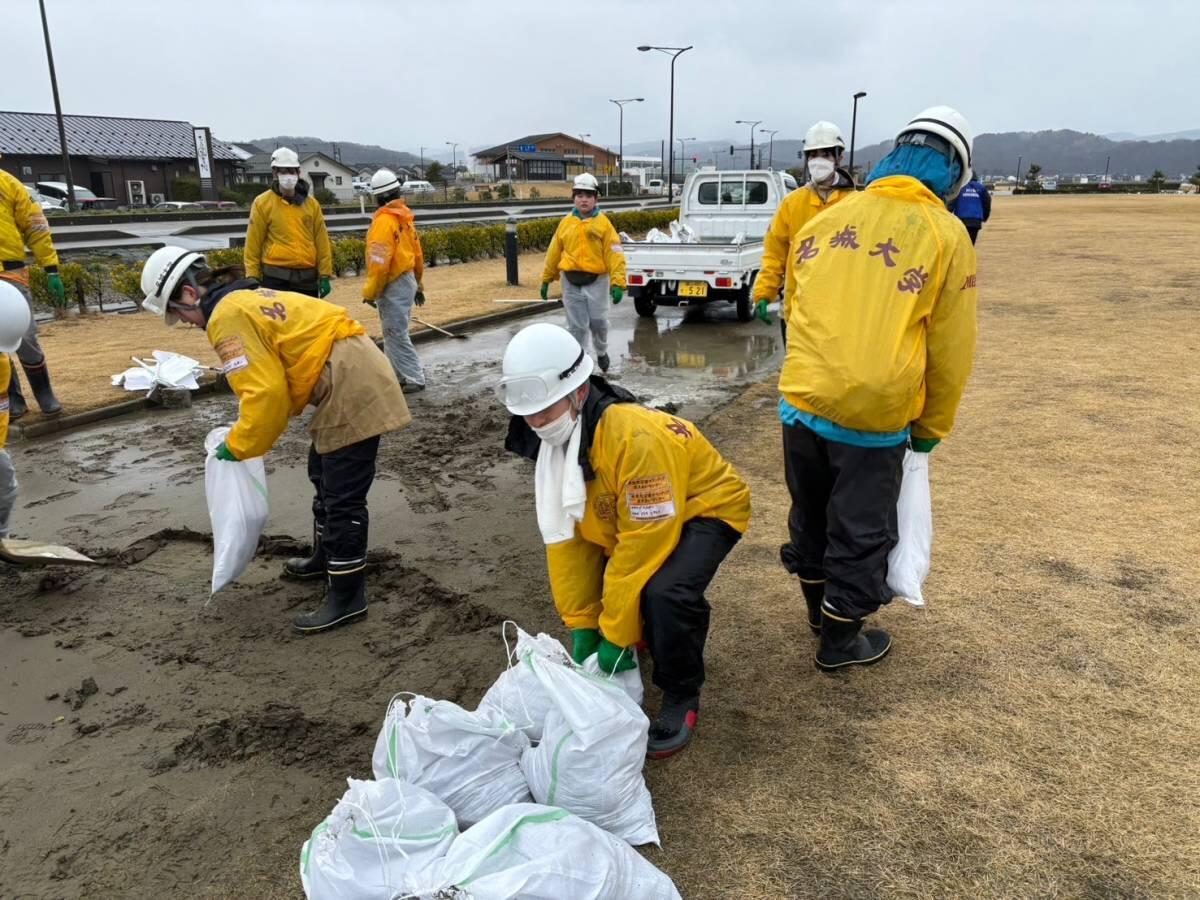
[204, 425, 269, 594]
[518, 652, 659, 846]
[372, 694, 531, 828]
[887, 450, 933, 607]
[300, 778, 458, 900]
[477, 624, 572, 742]
[582, 647, 644, 707]
[395, 803, 681, 900]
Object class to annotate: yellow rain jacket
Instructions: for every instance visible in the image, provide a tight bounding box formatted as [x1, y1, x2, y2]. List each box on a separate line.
[0, 170, 59, 284]
[206, 287, 368, 459]
[779, 175, 978, 440]
[363, 199, 424, 301]
[0, 355, 9, 449]
[243, 187, 333, 279]
[754, 176, 853, 317]
[545, 402, 750, 648]
[541, 210, 626, 287]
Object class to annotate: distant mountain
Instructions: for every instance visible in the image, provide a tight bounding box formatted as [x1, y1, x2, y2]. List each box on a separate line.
[1106, 128, 1200, 143]
[240, 135, 427, 170]
[850, 130, 1200, 178]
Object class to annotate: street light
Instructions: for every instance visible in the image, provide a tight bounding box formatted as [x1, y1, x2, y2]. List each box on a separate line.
[760, 128, 780, 169]
[445, 141, 459, 173]
[577, 134, 592, 171]
[610, 98, 644, 188]
[638, 44, 694, 193]
[419, 146, 427, 175]
[38, 0, 76, 211]
[735, 120, 762, 167]
[676, 137, 696, 180]
[848, 91, 867, 179]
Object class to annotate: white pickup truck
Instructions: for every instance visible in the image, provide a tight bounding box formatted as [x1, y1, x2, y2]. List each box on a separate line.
[623, 168, 798, 321]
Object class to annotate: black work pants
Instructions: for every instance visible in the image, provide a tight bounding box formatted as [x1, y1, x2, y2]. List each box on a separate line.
[780, 422, 905, 620]
[965, 225, 980, 245]
[307, 436, 380, 575]
[640, 517, 741, 699]
[261, 274, 319, 297]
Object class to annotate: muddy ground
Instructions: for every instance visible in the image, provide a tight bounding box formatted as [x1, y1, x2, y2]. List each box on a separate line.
[0, 303, 776, 898]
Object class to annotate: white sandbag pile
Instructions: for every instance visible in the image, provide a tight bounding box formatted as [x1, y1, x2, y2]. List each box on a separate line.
[394, 803, 681, 900]
[372, 694, 532, 828]
[300, 621, 677, 899]
[300, 778, 458, 900]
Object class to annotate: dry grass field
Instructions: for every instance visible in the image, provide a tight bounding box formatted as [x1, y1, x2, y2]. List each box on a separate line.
[643, 195, 1200, 897]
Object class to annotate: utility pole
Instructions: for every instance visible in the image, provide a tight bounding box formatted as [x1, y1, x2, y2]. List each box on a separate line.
[38, 0, 76, 211]
[848, 91, 867, 178]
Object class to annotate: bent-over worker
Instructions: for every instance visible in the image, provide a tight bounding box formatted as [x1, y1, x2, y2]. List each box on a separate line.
[500, 322, 750, 758]
[141, 245, 410, 632]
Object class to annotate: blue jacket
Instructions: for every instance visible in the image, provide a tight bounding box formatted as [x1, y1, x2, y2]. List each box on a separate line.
[950, 179, 991, 225]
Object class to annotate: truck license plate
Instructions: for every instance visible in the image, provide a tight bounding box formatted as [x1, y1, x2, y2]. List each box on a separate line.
[678, 281, 708, 298]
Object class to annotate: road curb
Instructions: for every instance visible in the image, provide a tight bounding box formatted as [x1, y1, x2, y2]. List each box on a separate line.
[13, 300, 564, 441]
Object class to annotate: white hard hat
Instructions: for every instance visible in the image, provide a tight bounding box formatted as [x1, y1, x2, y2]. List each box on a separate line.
[0, 281, 31, 353]
[572, 173, 599, 193]
[271, 147, 300, 168]
[370, 168, 401, 196]
[141, 245, 204, 326]
[496, 322, 594, 416]
[803, 121, 845, 153]
[895, 106, 974, 197]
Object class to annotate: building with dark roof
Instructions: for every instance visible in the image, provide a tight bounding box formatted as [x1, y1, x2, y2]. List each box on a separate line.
[0, 111, 245, 206]
[473, 133, 618, 181]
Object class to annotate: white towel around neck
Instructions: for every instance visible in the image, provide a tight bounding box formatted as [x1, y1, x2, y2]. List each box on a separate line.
[534, 417, 586, 544]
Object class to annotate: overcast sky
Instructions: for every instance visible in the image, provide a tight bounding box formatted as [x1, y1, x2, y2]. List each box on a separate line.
[7, 0, 1198, 158]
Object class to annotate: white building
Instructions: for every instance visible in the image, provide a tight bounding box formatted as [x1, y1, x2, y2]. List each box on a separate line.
[244, 150, 359, 201]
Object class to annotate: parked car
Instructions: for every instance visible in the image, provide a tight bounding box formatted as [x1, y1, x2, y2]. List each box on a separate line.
[352, 177, 371, 194]
[193, 200, 239, 210]
[399, 180, 436, 195]
[153, 201, 199, 210]
[624, 169, 798, 322]
[23, 184, 67, 213]
[34, 182, 118, 210]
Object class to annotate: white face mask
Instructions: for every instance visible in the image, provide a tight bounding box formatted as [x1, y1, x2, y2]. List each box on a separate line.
[807, 157, 836, 184]
[278, 174, 299, 192]
[532, 409, 577, 447]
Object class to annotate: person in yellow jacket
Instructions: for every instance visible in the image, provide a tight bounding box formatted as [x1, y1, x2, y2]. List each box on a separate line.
[0, 281, 33, 535]
[243, 147, 333, 298]
[499, 322, 750, 758]
[753, 120, 855, 338]
[777, 106, 978, 671]
[141, 245, 411, 633]
[0, 167, 65, 418]
[539, 173, 626, 373]
[362, 169, 427, 393]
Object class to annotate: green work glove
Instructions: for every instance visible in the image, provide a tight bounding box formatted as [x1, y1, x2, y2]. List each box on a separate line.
[754, 298, 771, 325]
[214, 442, 239, 462]
[596, 638, 637, 674]
[414, 289, 426, 307]
[539, 281, 549, 301]
[910, 437, 940, 453]
[46, 272, 66, 304]
[570, 628, 602, 665]
[362, 298, 377, 308]
[610, 286, 624, 304]
[318, 276, 332, 298]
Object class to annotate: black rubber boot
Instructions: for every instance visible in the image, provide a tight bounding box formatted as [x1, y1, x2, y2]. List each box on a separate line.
[293, 569, 367, 634]
[22, 361, 61, 416]
[800, 580, 824, 635]
[8, 368, 27, 420]
[815, 605, 892, 671]
[646, 692, 700, 759]
[597, 353, 611, 373]
[282, 522, 325, 580]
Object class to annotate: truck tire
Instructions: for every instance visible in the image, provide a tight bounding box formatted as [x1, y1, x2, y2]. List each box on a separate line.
[735, 288, 753, 323]
[634, 294, 657, 318]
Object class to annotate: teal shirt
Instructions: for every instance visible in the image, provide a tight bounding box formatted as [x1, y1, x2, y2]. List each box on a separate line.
[778, 397, 908, 448]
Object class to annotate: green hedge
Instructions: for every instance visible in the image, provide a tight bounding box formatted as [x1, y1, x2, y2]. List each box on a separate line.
[20, 208, 681, 310]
